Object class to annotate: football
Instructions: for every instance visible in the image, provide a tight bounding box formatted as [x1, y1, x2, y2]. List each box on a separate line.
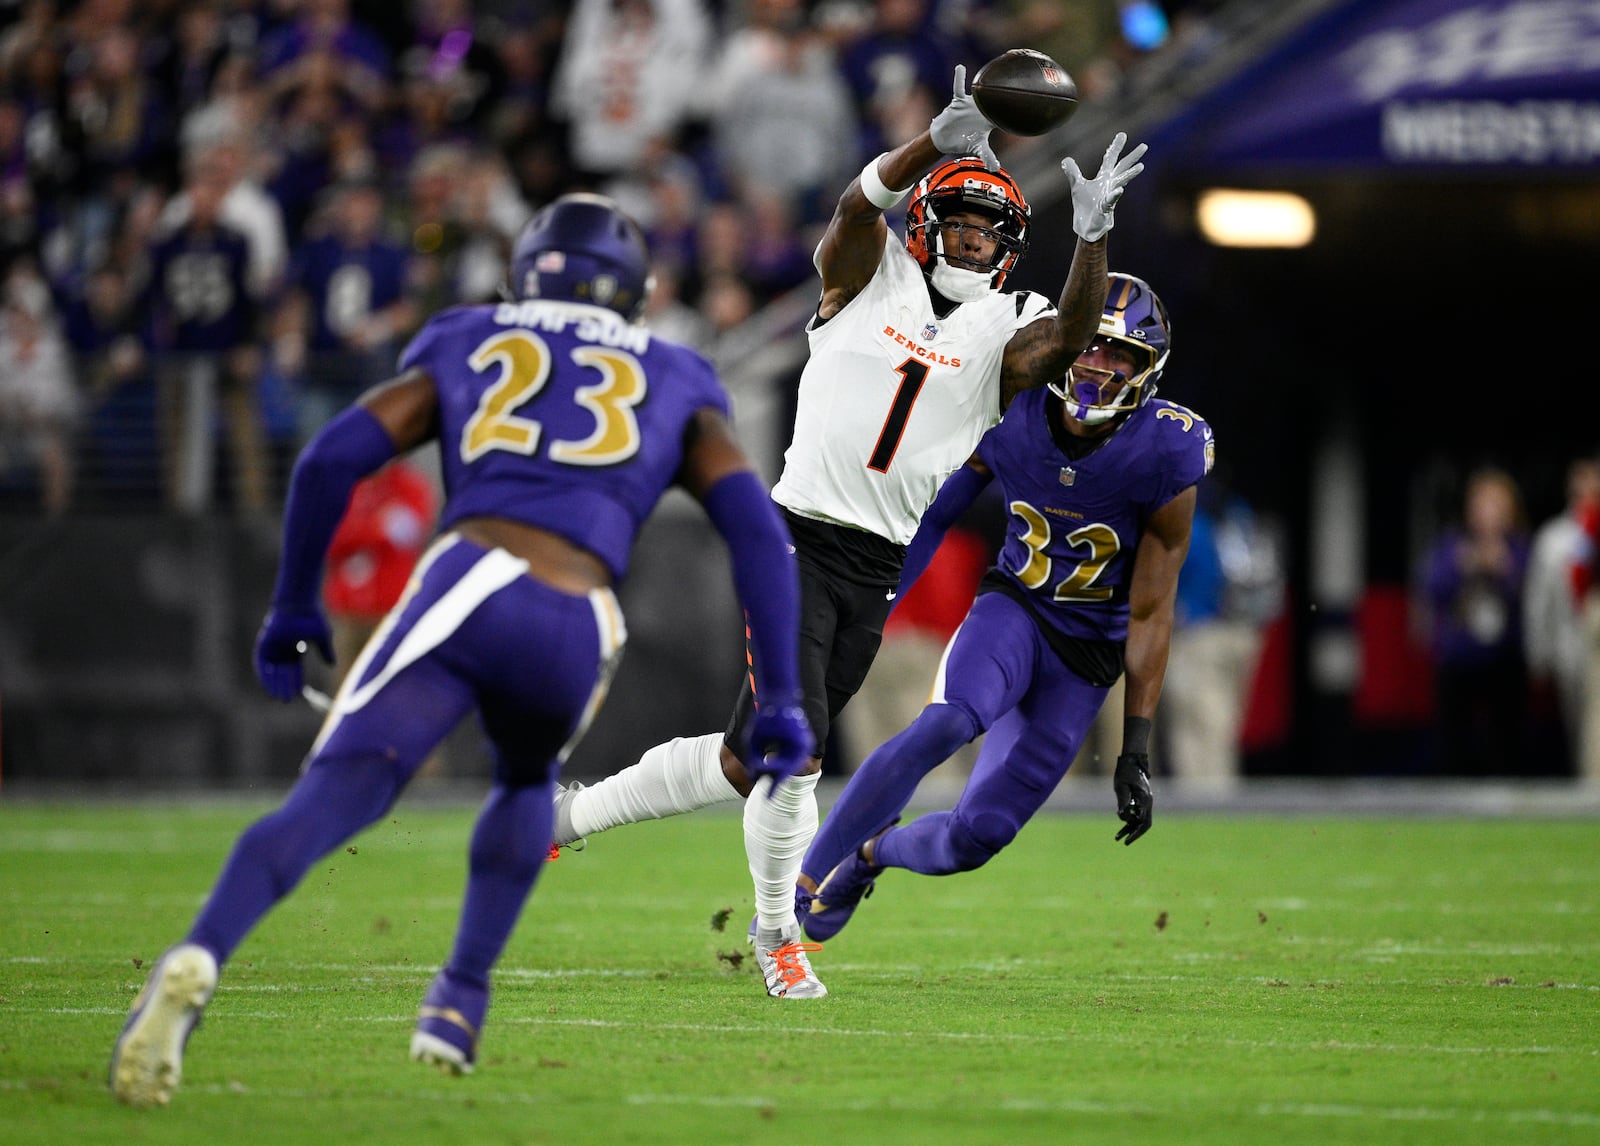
[971, 49, 1079, 136]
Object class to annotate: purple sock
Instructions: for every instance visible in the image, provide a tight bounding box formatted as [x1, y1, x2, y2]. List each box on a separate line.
[802, 704, 975, 884]
[445, 781, 555, 985]
[187, 756, 405, 963]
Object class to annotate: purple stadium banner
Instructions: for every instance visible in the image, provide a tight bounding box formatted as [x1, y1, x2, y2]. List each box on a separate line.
[1168, 0, 1600, 170]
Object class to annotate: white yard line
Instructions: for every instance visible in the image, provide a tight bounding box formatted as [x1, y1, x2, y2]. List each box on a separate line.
[25, 1003, 1598, 1058]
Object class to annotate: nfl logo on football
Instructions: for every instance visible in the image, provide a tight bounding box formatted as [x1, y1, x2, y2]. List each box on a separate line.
[1058, 466, 1076, 486]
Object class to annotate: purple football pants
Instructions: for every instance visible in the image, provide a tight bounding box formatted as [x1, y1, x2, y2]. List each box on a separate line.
[187, 533, 626, 982]
[803, 591, 1110, 881]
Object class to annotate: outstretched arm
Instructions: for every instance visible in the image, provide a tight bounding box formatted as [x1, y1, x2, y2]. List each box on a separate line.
[815, 66, 998, 320]
[1000, 133, 1148, 408]
[679, 410, 814, 787]
[254, 369, 439, 701]
[895, 456, 993, 604]
[1112, 483, 1197, 844]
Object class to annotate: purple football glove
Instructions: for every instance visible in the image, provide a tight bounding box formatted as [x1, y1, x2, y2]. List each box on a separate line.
[254, 604, 334, 702]
[747, 696, 815, 794]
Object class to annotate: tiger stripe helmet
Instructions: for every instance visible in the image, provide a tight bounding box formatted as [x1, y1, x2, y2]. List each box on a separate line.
[904, 157, 1030, 291]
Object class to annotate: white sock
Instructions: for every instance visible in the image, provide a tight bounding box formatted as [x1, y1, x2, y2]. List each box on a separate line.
[745, 770, 820, 937]
[568, 733, 740, 840]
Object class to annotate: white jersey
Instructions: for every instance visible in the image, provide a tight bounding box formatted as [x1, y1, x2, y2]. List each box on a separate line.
[771, 233, 1054, 545]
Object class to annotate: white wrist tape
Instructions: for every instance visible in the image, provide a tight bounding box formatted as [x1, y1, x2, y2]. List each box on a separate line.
[859, 154, 909, 210]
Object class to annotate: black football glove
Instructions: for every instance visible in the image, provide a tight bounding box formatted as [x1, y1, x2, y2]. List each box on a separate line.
[1113, 752, 1153, 845]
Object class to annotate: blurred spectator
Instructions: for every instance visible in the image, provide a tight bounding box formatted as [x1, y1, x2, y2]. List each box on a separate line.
[1572, 492, 1600, 781]
[144, 159, 268, 513]
[1158, 483, 1277, 789]
[690, 200, 750, 290]
[700, 0, 804, 110]
[1420, 467, 1532, 777]
[277, 178, 416, 440]
[452, 154, 531, 304]
[710, 7, 857, 226]
[322, 455, 439, 668]
[740, 187, 817, 302]
[398, 0, 507, 140]
[1523, 456, 1600, 773]
[262, 47, 373, 237]
[698, 270, 756, 341]
[402, 142, 472, 316]
[0, 264, 78, 514]
[55, 260, 146, 399]
[0, 94, 43, 277]
[639, 153, 703, 273]
[487, 11, 563, 147]
[53, 259, 159, 501]
[149, 1, 233, 126]
[838, 0, 958, 160]
[640, 260, 711, 350]
[162, 128, 289, 301]
[256, 0, 390, 109]
[550, 0, 711, 182]
[320, 455, 442, 772]
[64, 24, 173, 193]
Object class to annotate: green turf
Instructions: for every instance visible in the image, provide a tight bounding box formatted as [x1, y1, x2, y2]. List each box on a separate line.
[2, 799, 1597, 1145]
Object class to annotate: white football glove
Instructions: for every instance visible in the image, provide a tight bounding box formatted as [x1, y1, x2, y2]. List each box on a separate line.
[1061, 132, 1148, 242]
[929, 65, 999, 171]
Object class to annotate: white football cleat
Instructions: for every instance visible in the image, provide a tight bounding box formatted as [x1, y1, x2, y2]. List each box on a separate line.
[753, 925, 827, 999]
[410, 1030, 475, 1075]
[109, 944, 218, 1108]
[551, 781, 587, 851]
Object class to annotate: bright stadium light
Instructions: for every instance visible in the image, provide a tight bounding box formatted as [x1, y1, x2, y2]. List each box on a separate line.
[1196, 189, 1316, 248]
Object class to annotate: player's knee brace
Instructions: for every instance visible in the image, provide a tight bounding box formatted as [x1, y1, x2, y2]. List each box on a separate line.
[944, 809, 1017, 873]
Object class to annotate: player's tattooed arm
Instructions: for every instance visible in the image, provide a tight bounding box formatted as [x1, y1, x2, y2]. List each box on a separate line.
[998, 238, 1109, 409]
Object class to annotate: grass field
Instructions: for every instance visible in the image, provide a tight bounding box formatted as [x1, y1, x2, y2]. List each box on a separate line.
[3, 798, 1598, 1145]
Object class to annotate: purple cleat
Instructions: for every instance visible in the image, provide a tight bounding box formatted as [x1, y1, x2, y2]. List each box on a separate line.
[801, 848, 883, 942]
[410, 968, 488, 1075]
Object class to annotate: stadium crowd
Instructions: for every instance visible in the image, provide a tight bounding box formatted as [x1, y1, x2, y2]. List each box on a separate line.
[0, 0, 1223, 516]
[4, 0, 1593, 785]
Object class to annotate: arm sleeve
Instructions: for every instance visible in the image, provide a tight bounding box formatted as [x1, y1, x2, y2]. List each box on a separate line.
[897, 462, 992, 602]
[700, 470, 802, 702]
[270, 405, 398, 607]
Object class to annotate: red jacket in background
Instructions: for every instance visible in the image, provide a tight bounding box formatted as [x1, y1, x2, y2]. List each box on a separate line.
[887, 528, 991, 641]
[323, 461, 440, 621]
[1572, 499, 1599, 605]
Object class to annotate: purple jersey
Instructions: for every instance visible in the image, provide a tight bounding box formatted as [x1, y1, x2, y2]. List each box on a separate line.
[145, 221, 256, 353]
[398, 299, 732, 581]
[291, 235, 408, 352]
[978, 389, 1213, 643]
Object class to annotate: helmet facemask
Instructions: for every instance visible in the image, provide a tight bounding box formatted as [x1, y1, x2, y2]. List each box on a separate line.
[927, 201, 1024, 301]
[906, 158, 1030, 298]
[1049, 272, 1171, 425]
[1051, 334, 1162, 424]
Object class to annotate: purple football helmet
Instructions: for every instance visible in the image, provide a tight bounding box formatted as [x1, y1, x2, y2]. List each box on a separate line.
[507, 193, 652, 320]
[1051, 272, 1170, 425]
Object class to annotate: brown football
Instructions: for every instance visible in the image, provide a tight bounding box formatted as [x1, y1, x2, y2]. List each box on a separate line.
[972, 49, 1079, 137]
